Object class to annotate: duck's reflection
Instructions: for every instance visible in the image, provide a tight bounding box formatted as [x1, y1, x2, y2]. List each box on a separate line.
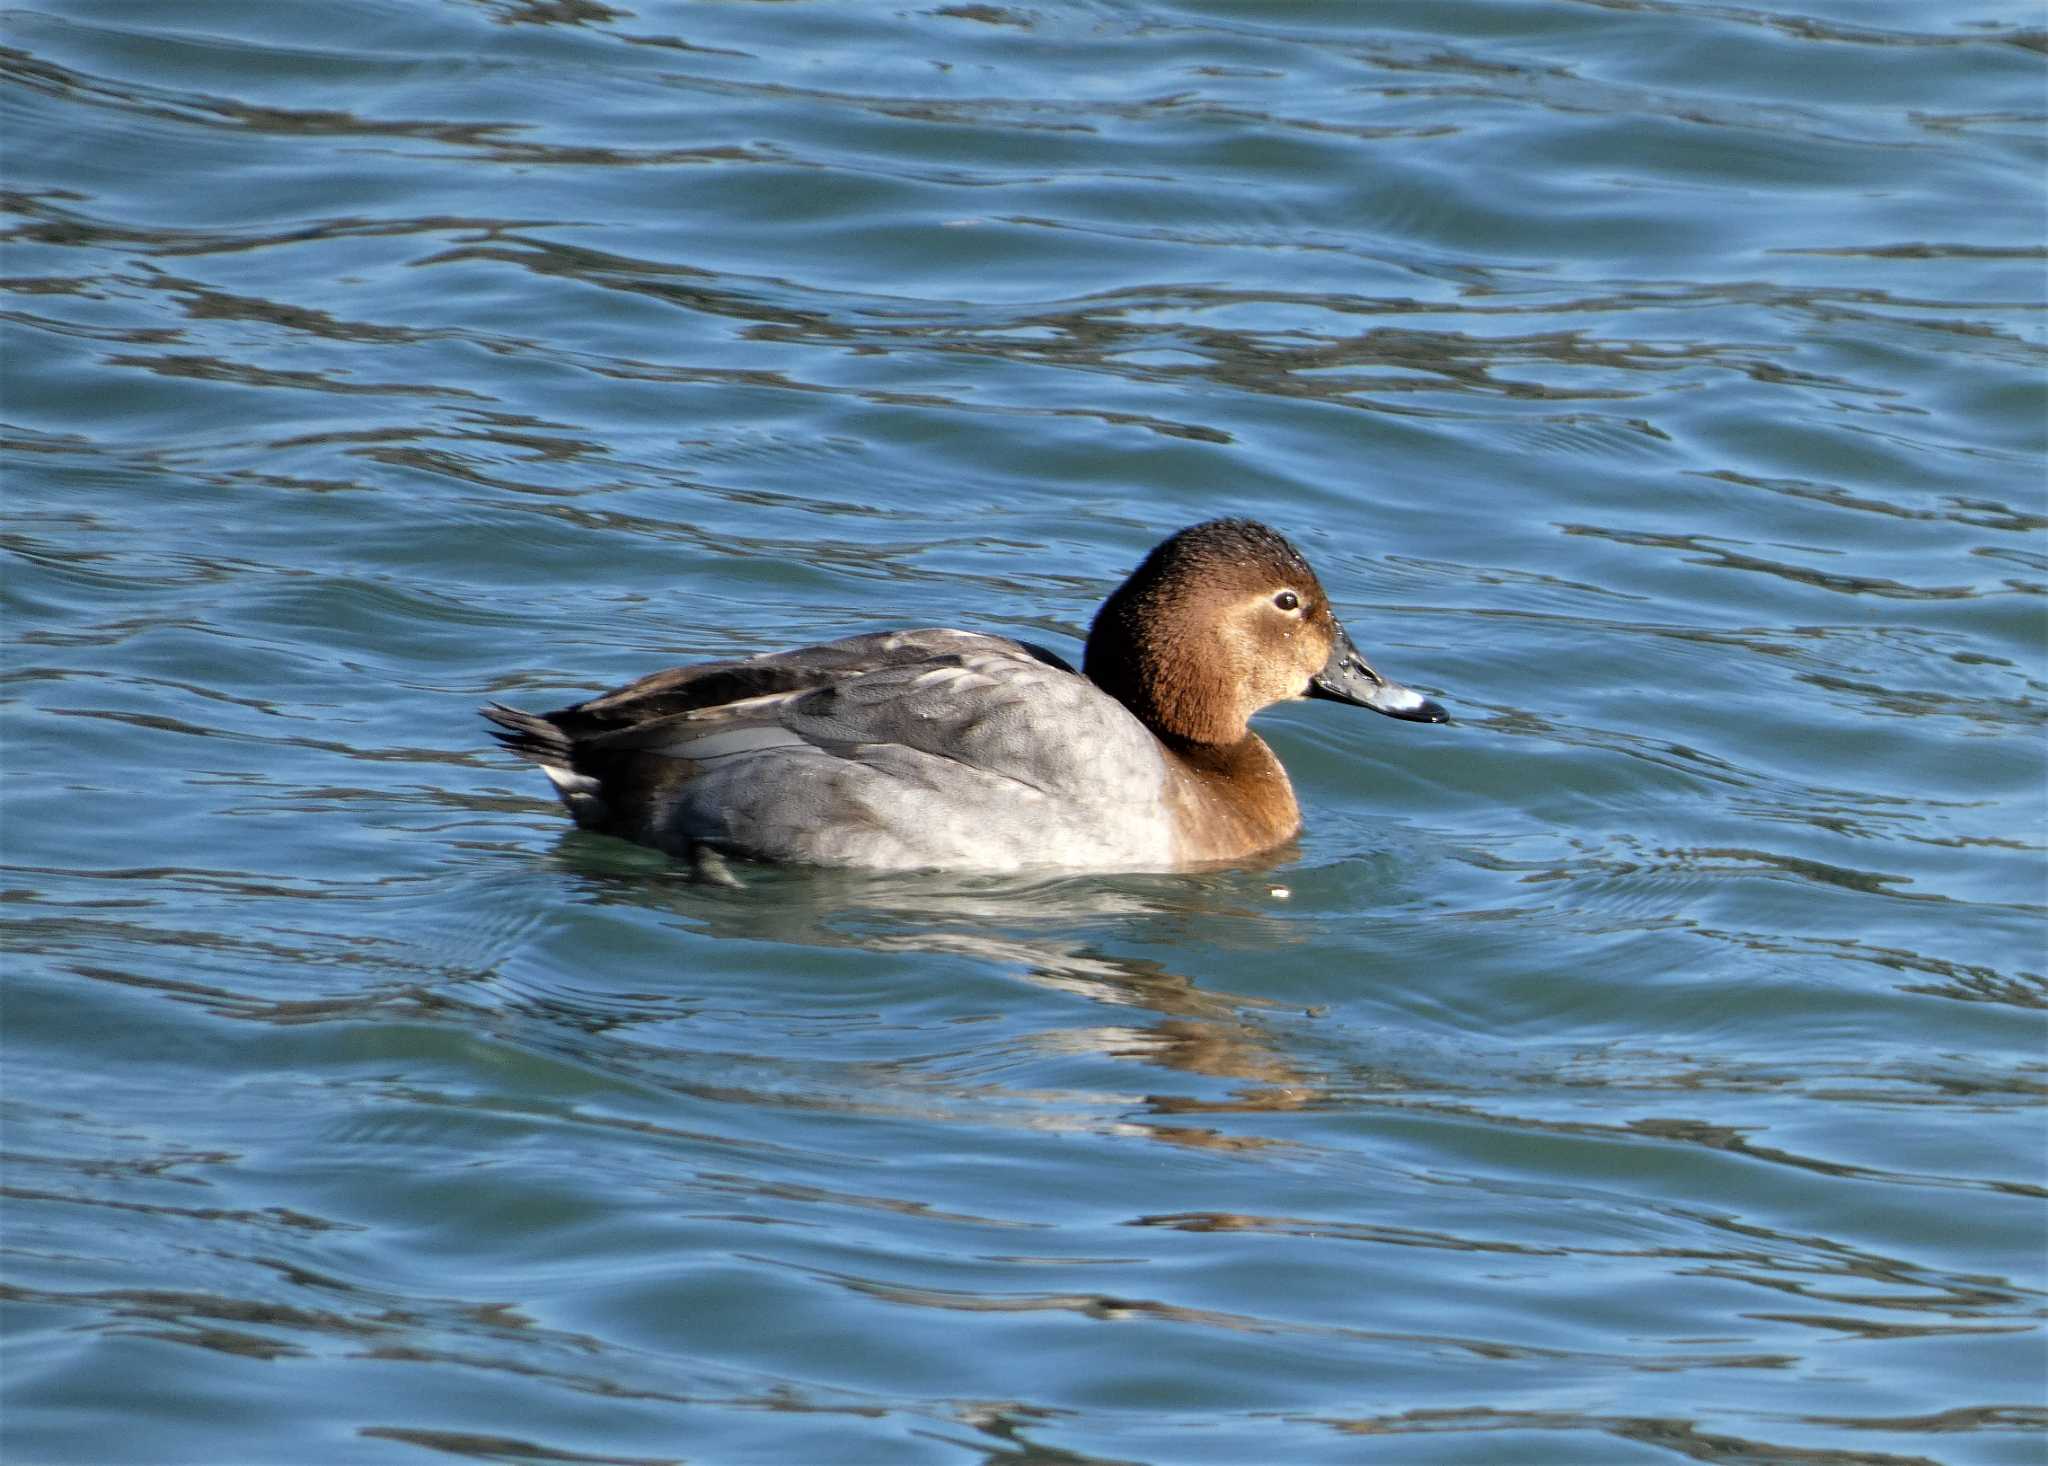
[537, 833, 1326, 1114]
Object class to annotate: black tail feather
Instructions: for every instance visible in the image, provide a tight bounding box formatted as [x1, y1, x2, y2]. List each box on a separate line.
[481, 702, 573, 765]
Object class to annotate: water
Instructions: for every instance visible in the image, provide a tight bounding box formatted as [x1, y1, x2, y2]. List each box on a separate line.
[4, 2, 2044, 1461]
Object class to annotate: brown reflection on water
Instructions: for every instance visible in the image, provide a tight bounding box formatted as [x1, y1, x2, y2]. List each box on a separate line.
[470, 0, 630, 30]
[1699, 469, 2048, 534]
[690, 1171, 1034, 1232]
[1, 45, 505, 147]
[1125, 1189, 2044, 1336]
[361, 1429, 676, 1466]
[1675, 925, 2048, 1011]
[0, 1174, 342, 1237]
[1319, 1404, 1950, 1464]
[1249, 1085, 2048, 1202]
[763, 1252, 1796, 1371]
[1800, 1404, 2048, 1434]
[132, 268, 456, 345]
[102, 350, 489, 401]
[1, 190, 541, 259]
[0, 1276, 390, 1359]
[1131, 1210, 1569, 1256]
[1561, 523, 1991, 601]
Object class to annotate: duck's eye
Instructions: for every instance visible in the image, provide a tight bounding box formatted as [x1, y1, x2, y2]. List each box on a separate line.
[1273, 590, 1300, 613]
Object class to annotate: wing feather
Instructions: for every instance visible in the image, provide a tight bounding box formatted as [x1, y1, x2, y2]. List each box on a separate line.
[482, 630, 1171, 868]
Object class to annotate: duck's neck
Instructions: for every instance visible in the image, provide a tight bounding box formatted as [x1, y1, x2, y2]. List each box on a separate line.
[1161, 733, 1302, 863]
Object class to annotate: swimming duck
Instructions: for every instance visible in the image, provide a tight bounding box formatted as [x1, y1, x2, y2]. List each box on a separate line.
[484, 518, 1447, 872]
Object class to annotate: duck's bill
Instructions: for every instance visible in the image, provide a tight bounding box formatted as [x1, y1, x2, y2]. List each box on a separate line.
[1308, 625, 1450, 724]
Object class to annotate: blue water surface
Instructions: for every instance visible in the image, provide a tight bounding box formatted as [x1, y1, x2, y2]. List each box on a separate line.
[4, 3, 2045, 1462]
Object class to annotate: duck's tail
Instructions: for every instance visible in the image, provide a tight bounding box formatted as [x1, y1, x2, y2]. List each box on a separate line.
[481, 702, 570, 762]
[481, 703, 609, 828]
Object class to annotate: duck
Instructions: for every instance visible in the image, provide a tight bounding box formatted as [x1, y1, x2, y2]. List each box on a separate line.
[483, 518, 1447, 874]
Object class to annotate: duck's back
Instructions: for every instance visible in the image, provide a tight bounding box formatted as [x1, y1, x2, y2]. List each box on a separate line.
[486, 630, 1178, 871]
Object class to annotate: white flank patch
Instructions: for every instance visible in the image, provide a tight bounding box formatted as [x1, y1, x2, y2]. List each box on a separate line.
[541, 765, 601, 799]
